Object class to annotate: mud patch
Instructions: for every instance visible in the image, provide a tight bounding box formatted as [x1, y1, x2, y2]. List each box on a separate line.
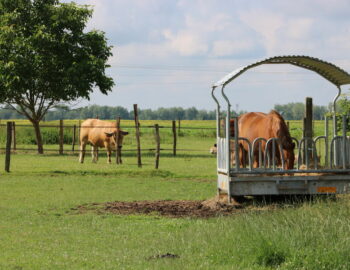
[72, 194, 337, 218]
[74, 195, 247, 218]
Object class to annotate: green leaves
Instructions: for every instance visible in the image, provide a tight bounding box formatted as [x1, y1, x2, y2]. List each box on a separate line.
[0, 0, 114, 118]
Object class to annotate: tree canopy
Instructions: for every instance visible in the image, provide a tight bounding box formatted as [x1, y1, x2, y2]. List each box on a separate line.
[0, 0, 114, 153]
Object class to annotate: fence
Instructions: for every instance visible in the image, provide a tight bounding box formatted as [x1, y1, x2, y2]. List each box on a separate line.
[0, 119, 217, 172]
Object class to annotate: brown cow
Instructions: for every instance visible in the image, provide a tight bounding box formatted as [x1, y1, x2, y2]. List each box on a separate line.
[79, 119, 129, 164]
[213, 111, 295, 169]
[238, 110, 295, 169]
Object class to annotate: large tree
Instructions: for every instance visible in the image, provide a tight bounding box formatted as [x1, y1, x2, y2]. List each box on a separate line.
[0, 0, 114, 153]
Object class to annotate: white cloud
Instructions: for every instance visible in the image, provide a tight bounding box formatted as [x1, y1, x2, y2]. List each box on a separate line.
[163, 29, 208, 56]
[212, 40, 255, 57]
[61, 0, 350, 110]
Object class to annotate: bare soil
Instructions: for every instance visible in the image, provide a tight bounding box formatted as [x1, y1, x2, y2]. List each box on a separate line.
[72, 194, 327, 218]
[72, 195, 281, 218]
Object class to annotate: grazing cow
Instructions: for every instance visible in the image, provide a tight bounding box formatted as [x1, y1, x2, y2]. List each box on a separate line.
[79, 119, 129, 164]
[212, 111, 295, 169]
[238, 110, 295, 169]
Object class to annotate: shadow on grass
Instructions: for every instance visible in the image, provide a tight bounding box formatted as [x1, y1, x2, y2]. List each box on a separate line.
[235, 194, 337, 208]
[49, 169, 177, 178]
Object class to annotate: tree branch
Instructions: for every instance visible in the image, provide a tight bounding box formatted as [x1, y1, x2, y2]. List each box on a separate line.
[7, 101, 33, 122]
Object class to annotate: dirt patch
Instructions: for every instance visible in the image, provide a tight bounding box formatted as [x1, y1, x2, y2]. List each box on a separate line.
[72, 194, 337, 218]
[148, 253, 180, 260]
[74, 195, 247, 218]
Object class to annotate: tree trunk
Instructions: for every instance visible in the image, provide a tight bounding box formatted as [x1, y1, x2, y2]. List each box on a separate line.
[31, 120, 44, 154]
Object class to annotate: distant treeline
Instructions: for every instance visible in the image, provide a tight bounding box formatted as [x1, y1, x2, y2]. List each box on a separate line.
[0, 102, 329, 121]
[274, 103, 328, 120]
[0, 105, 217, 121]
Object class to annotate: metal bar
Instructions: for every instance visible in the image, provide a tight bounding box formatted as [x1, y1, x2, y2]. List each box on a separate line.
[252, 138, 267, 168]
[221, 85, 231, 174]
[277, 139, 285, 169]
[333, 86, 341, 165]
[234, 117, 239, 171]
[211, 86, 221, 174]
[342, 115, 347, 169]
[305, 137, 309, 169]
[325, 116, 329, 167]
[231, 168, 350, 174]
[238, 137, 252, 170]
[330, 136, 343, 168]
[272, 139, 276, 170]
[333, 86, 341, 137]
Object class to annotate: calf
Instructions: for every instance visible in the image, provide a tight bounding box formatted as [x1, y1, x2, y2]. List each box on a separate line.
[79, 119, 129, 164]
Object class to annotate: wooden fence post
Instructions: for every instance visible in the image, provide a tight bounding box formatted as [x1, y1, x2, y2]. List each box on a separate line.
[5, 122, 12, 172]
[154, 124, 160, 169]
[12, 121, 16, 151]
[178, 119, 181, 133]
[72, 124, 76, 153]
[133, 104, 142, 168]
[116, 117, 122, 164]
[172, 120, 177, 156]
[304, 97, 313, 164]
[59, 119, 64, 155]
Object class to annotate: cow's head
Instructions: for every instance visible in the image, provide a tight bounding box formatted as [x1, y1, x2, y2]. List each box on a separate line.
[105, 130, 129, 148]
[210, 143, 217, 154]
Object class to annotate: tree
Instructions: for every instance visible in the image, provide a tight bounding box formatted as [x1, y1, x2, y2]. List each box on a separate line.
[0, 0, 114, 153]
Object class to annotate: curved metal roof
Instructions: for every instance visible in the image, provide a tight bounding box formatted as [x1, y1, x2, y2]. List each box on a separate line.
[213, 55, 350, 88]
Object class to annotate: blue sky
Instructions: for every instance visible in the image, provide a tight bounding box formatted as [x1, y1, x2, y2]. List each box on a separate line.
[65, 0, 350, 112]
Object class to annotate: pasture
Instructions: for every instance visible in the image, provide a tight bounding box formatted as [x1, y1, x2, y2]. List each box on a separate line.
[1, 119, 349, 269]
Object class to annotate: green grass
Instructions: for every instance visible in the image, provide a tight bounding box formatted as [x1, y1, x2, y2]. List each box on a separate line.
[1, 151, 350, 269]
[0, 119, 349, 269]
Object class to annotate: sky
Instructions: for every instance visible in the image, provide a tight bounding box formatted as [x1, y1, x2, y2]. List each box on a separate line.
[63, 0, 350, 112]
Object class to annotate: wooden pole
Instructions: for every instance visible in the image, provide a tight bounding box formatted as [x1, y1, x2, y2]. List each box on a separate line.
[72, 124, 76, 153]
[178, 119, 181, 133]
[154, 124, 160, 169]
[172, 120, 177, 156]
[133, 104, 142, 167]
[116, 117, 121, 164]
[304, 97, 313, 165]
[59, 119, 64, 155]
[12, 121, 16, 151]
[5, 121, 12, 172]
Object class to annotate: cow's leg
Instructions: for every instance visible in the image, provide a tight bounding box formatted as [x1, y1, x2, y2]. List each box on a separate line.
[91, 145, 98, 163]
[104, 142, 112, 164]
[119, 146, 123, 164]
[79, 142, 86, 163]
[107, 147, 112, 164]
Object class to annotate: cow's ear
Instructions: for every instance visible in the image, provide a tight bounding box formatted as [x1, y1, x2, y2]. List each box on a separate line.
[105, 132, 114, 137]
[121, 131, 129, 136]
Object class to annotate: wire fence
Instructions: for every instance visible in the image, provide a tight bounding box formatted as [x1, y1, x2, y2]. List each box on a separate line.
[0, 119, 217, 171]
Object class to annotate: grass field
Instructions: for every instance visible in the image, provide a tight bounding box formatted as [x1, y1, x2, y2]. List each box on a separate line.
[1, 119, 349, 269]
